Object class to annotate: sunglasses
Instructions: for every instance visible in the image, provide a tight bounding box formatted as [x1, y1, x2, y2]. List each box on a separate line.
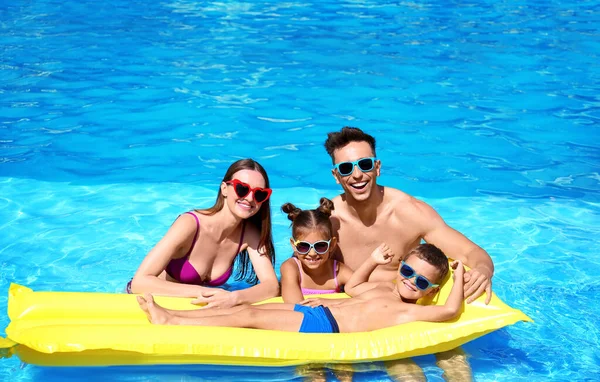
[399, 261, 439, 291]
[293, 238, 331, 255]
[225, 179, 272, 203]
[333, 157, 376, 177]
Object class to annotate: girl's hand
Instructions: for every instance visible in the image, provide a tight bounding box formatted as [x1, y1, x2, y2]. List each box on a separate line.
[191, 289, 238, 309]
[370, 243, 394, 265]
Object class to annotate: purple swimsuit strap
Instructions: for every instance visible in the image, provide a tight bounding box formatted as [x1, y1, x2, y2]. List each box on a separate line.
[183, 211, 200, 257]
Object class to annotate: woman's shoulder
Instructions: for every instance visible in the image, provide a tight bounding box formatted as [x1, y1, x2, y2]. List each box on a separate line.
[169, 212, 201, 234]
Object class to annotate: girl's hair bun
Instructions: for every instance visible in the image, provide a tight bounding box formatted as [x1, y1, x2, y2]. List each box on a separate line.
[316, 197, 334, 217]
[281, 202, 302, 222]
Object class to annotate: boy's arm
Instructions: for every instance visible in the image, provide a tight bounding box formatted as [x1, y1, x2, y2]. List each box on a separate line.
[407, 260, 465, 322]
[345, 243, 393, 297]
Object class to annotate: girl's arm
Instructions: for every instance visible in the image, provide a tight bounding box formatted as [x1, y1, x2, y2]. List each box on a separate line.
[280, 258, 305, 303]
[130, 214, 211, 297]
[335, 262, 354, 290]
[345, 243, 393, 297]
[407, 260, 465, 322]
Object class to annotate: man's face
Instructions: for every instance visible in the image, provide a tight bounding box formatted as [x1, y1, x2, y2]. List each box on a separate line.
[331, 141, 380, 202]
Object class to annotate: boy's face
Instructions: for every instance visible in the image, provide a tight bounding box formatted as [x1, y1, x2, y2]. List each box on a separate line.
[395, 254, 441, 300]
[331, 141, 380, 202]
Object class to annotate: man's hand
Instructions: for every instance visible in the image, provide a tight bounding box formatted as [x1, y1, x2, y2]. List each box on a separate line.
[463, 267, 492, 304]
[191, 289, 238, 309]
[371, 243, 394, 265]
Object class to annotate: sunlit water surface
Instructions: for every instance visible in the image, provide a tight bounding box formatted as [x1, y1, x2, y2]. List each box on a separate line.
[1, 0, 599, 381]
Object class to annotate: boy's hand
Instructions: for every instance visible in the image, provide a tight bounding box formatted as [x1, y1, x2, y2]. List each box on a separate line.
[371, 243, 394, 265]
[451, 260, 465, 280]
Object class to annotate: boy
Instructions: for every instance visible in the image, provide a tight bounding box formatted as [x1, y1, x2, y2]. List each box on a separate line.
[137, 243, 464, 332]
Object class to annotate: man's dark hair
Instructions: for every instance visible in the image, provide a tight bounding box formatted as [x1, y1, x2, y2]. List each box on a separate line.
[324, 126, 376, 163]
[408, 243, 450, 283]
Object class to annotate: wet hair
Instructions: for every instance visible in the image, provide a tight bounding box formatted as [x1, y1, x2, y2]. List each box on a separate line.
[406, 244, 449, 283]
[324, 126, 377, 164]
[200, 158, 275, 285]
[281, 198, 334, 240]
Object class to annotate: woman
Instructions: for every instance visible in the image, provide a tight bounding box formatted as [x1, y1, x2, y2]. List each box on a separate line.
[128, 159, 279, 308]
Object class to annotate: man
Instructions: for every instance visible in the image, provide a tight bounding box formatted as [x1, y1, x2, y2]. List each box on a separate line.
[324, 126, 493, 381]
[325, 126, 493, 301]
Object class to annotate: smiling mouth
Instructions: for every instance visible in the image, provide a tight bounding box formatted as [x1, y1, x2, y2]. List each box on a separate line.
[236, 201, 254, 210]
[305, 258, 322, 264]
[403, 281, 416, 292]
[350, 181, 368, 190]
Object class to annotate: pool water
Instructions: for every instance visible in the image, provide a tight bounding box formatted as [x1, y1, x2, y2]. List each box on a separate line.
[1, 0, 599, 381]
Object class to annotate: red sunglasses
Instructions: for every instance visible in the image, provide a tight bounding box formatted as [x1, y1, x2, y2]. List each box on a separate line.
[225, 179, 272, 203]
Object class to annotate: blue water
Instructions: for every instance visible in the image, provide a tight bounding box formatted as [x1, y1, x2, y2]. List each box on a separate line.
[1, 0, 599, 380]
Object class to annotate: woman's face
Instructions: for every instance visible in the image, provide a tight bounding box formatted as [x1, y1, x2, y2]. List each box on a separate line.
[221, 169, 269, 219]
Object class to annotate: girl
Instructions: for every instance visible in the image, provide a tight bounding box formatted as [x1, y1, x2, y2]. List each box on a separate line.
[279, 198, 353, 303]
[127, 159, 279, 308]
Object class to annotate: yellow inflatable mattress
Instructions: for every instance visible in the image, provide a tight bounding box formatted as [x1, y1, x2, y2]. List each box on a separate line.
[1, 282, 531, 367]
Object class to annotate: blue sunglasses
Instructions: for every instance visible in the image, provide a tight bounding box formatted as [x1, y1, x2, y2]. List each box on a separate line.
[400, 261, 439, 291]
[333, 157, 376, 177]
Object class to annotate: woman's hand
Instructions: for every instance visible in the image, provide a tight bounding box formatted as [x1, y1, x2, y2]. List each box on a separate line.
[191, 289, 239, 309]
[370, 243, 394, 265]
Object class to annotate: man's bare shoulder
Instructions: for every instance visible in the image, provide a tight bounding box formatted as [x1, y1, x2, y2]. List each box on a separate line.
[331, 194, 346, 210]
[331, 194, 350, 222]
[383, 187, 439, 220]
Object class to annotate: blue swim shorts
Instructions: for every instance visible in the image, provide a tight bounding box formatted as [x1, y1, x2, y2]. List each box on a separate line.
[294, 304, 340, 333]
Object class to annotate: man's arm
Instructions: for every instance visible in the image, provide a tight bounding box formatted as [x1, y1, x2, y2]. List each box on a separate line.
[416, 200, 494, 304]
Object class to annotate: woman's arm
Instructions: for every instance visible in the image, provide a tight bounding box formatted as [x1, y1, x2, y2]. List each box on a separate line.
[130, 214, 210, 297]
[229, 231, 279, 305]
[195, 225, 278, 308]
[280, 258, 305, 303]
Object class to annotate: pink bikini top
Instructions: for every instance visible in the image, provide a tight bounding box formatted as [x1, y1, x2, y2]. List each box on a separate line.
[165, 212, 245, 287]
[293, 257, 340, 295]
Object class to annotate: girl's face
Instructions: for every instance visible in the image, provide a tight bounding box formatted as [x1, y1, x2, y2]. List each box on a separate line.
[290, 230, 338, 270]
[220, 169, 269, 219]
